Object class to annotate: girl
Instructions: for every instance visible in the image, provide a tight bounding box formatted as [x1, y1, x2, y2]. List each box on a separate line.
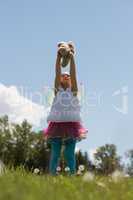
[43, 45, 88, 175]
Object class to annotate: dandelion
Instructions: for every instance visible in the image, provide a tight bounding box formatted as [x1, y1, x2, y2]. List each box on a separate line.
[82, 172, 95, 182]
[124, 174, 130, 178]
[64, 166, 70, 172]
[0, 160, 5, 176]
[33, 168, 40, 174]
[96, 181, 106, 188]
[77, 170, 82, 176]
[111, 170, 125, 183]
[56, 166, 61, 172]
[30, 144, 34, 148]
[78, 165, 85, 172]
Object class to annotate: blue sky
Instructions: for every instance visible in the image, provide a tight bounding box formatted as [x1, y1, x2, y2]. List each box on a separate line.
[0, 0, 132, 158]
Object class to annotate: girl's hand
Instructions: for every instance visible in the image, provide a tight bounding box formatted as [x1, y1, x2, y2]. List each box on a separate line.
[69, 51, 74, 60]
[69, 50, 78, 96]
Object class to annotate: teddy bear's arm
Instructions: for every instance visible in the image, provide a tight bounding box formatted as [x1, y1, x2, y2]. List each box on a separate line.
[54, 53, 61, 96]
[70, 54, 78, 96]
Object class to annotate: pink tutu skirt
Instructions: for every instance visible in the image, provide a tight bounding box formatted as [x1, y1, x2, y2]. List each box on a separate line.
[43, 121, 88, 142]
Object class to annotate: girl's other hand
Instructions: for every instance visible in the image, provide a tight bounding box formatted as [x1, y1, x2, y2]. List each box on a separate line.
[69, 51, 74, 60]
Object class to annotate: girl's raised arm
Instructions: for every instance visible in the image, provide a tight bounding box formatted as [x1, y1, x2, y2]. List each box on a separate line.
[54, 52, 61, 96]
[70, 53, 78, 96]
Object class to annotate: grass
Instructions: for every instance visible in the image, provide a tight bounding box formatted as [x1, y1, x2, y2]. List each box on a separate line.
[0, 168, 133, 200]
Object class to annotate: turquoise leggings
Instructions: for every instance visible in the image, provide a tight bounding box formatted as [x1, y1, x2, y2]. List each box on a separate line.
[48, 137, 76, 175]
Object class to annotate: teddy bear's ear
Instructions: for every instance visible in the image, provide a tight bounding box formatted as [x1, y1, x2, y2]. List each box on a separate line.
[57, 41, 65, 47]
[68, 41, 74, 48]
[68, 41, 75, 54]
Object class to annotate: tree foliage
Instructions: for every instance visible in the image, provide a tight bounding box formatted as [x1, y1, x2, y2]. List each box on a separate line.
[94, 144, 122, 175]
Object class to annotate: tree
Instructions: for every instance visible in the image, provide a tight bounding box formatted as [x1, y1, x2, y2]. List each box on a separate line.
[75, 150, 92, 170]
[94, 144, 121, 175]
[26, 131, 50, 172]
[126, 149, 133, 176]
[0, 115, 51, 171]
[10, 119, 33, 167]
[0, 115, 14, 165]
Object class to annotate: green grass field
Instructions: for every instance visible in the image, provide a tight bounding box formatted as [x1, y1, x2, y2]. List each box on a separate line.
[0, 168, 133, 200]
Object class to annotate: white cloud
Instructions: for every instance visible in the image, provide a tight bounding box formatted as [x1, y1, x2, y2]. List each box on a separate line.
[88, 148, 97, 163]
[0, 83, 49, 129]
[75, 146, 80, 153]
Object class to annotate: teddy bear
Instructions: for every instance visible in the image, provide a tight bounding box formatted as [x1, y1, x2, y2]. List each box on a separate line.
[57, 41, 75, 67]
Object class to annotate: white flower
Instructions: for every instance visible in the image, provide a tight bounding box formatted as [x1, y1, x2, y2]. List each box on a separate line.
[124, 174, 130, 178]
[96, 181, 106, 188]
[111, 170, 125, 182]
[78, 165, 85, 172]
[30, 144, 34, 148]
[56, 166, 61, 172]
[0, 160, 5, 176]
[77, 170, 82, 176]
[33, 168, 40, 174]
[82, 172, 95, 182]
[64, 167, 70, 172]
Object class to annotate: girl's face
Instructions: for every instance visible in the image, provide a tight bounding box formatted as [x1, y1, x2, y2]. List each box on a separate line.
[60, 74, 71, 87]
